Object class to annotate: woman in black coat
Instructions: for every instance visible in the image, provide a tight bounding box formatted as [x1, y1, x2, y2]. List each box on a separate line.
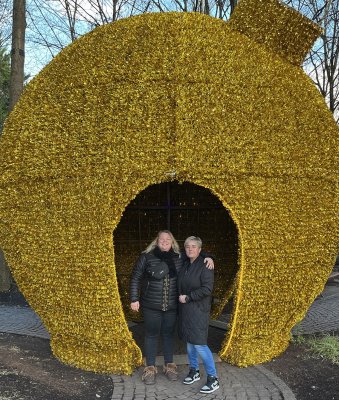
[178, 236, 219, 394]
[130, 230, 213, 385]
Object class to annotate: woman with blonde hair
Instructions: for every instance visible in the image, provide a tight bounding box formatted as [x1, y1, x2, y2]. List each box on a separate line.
[130, 230, 213, 385]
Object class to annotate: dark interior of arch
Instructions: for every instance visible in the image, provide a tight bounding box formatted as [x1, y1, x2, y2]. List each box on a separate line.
[113, 181, 239, 320]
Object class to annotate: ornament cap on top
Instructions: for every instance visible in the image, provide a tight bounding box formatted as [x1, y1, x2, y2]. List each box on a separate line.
[228, 0, 322, 65]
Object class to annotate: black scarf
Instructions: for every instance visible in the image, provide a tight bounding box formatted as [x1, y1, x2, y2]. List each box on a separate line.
[153, 246, 177, 278]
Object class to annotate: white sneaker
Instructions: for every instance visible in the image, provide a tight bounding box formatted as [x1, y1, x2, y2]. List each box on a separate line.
[200, 375, 219, 393]
[183, 368, 200, 385]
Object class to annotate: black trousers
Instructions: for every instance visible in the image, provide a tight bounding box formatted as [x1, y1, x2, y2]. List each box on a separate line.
[142, 307, 177, 366]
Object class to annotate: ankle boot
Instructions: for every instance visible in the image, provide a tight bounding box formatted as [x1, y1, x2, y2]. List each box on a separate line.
[142, 365, 157, 385]
[163, 362, 178, 381]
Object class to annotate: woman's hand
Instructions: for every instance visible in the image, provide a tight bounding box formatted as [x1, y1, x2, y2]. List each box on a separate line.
[204, 257, 214, 270]
[130, 301, 140, 312]
[179, 295, 187, 303]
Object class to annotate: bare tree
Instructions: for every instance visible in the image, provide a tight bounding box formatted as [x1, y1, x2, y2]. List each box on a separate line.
[0, 1, 12, 46]
[1, 0, 26, 292]
[283, 0, 339, 122]
[63, 0, 78, 41]
[25, 0, 238, 57]
[5, 1, 239, 76]
[307, 0, 339, 122]
[0, 1, 12, 292]
[3, 1, 338, 120]
[145, 0, 236, 18]
[9, 0, 26, 112]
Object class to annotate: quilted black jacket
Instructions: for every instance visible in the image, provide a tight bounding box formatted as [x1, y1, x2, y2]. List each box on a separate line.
[130, 250, 183, 311]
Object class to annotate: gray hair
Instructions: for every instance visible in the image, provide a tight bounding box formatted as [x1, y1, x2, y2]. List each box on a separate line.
[184, 236, 202, 249]
[143, 230, 180, 254]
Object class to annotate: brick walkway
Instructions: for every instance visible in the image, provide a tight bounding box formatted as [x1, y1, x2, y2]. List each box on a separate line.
[292, 286, 339, 335]
[0, 284, 338, 400]
[110, 363, 296, 400]
[0, 305, 50, 339]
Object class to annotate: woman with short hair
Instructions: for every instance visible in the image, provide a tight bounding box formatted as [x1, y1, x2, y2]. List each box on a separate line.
[178, 236, 219, 394]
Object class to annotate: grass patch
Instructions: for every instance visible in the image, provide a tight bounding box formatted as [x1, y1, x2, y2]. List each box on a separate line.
[291, 324, 307, 344]
[291, 334, 306, 345]
[292, 333, 339, 365]
[306, 334, 339, 365]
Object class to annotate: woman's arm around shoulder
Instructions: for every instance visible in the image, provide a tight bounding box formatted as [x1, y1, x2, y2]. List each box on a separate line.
[180, 250, 214, 269]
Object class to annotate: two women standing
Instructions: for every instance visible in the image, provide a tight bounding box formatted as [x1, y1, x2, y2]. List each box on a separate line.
[130, 230, 219, 393]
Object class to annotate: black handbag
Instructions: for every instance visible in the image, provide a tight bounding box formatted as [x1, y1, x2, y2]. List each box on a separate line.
[146, 261, 169, 280]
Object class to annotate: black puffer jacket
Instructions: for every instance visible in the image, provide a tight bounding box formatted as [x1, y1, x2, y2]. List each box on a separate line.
[178, 255, 214, 344]
[130, 249, 183, 311]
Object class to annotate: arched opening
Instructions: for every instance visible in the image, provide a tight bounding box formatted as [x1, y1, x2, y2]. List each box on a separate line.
[113, 181, 239, 325]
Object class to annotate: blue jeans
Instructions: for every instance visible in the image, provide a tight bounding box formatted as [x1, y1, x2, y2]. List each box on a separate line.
[187, 342, 217, 377]
[143, 307, 177, 366]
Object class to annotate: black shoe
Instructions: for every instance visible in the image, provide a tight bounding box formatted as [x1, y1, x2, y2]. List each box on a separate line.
[200, 375, 219, 393]
[183, 367, 200, 385]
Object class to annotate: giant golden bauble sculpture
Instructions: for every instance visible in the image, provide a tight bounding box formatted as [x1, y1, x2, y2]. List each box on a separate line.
[0, 0, 338, 373]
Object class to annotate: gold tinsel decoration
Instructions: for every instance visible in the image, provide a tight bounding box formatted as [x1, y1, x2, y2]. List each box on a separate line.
[0, 0, 338, 372]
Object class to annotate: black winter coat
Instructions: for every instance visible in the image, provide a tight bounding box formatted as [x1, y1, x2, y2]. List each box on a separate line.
[130, 250, 183, 311]
[178, 255, 214, 345]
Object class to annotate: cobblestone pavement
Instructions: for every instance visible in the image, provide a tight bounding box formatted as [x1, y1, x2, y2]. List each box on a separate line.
[0, 284, 338, 400]
[292, 285, 339, 335]
[0, 305, 50, 339]
[111, 363, 296, 400]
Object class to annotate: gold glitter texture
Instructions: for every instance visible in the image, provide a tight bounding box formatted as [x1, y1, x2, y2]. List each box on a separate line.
[0, 0, 338, 372]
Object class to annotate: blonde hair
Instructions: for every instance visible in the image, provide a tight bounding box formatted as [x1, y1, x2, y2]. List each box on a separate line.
[184, 236, 202, 249]
[144, 230, 180, 254]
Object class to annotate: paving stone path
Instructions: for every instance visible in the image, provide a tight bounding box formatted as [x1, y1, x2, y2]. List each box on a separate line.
[110, 363, 296, 400]
[292, 289, 339, 335]
[0, 305, 50, 339]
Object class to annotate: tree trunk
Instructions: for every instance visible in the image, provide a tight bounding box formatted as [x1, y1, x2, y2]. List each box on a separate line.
[2, 0, 26, 291]
[230, 0, 237, 14]
[0, 250, 11, 291]
[9, 0, 26, 112]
